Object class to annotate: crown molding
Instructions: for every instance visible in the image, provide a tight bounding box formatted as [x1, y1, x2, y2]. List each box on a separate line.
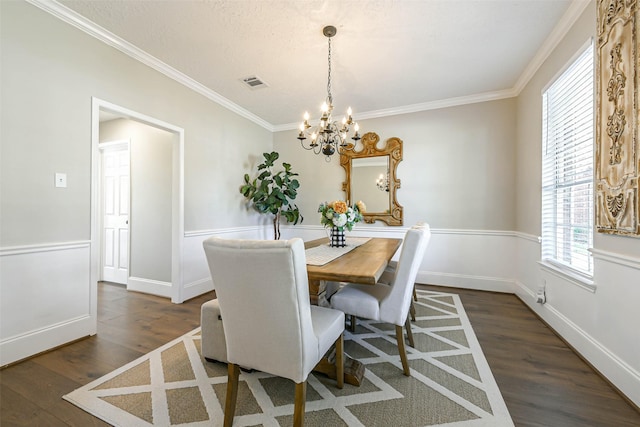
[26, 0, 274, 132]
[29, 0, 589, 133]
[273, 88, 518, 132]
[512, 0, 592, 95]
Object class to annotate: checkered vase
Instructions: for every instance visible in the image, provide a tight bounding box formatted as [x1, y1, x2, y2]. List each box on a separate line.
[330, 226, 346, 247]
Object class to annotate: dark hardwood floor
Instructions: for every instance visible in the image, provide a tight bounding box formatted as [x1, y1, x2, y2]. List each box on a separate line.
[1, 281, 638, 426]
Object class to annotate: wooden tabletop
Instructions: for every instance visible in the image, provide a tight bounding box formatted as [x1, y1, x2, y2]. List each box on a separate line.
[305, 237, 402, 284]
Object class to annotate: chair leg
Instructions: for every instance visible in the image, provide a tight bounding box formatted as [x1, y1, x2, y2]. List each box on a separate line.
[224, 363, 241, 427]
[410, 285, 418, 321]
[395, 325, 411, 376]
[335, 333, 344, 389]
[405, 316, 415, 348]
[350, 315, 357, 332]
[293, 381, 307, 427]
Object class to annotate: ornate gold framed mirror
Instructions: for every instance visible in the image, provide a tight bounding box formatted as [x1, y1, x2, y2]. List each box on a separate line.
[340, 132, 403, 225]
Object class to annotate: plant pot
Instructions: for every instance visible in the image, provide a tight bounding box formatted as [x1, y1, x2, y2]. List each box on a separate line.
[330, 226, 346, 247]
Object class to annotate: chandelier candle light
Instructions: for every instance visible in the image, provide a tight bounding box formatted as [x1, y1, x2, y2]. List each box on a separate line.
[297, 25, 361, 160]
[376, 171, 390, 192]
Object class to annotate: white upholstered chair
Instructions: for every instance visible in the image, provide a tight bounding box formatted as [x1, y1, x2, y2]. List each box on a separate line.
[330, 226, 430, 376]
[203, 237, 345, 427]
[379, 222, 429, 320]
[325, 223, 427, 305]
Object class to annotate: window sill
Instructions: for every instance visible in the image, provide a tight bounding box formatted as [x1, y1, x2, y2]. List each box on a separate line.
[538, 261, 596, 293]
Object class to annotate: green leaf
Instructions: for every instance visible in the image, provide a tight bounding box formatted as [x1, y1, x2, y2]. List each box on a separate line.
[239, 151, 303, 226]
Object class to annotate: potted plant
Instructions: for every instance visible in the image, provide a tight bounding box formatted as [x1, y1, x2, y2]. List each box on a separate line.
[240, 151, 303, 240]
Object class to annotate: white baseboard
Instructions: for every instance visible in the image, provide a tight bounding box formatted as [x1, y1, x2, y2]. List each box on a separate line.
[513, 281, 640, 407]
[127, 276, 172, 298]
[417, 271, 515, 294]
[182, 277, 214, 301]
[0, 315, 94, 367]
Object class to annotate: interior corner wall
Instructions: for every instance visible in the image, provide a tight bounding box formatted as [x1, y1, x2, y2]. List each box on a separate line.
[515, 0, 640, 406]
[274, 99, 518, 232]
[0, 1, 272, 365]
[274, 98, 519, 293]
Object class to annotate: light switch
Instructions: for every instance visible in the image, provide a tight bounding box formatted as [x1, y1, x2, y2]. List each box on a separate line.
[55, 173, 67, 188]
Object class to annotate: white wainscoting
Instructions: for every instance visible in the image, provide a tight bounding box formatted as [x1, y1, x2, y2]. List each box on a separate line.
[4, 228, 638, 407]
[0, 241, 94, 366]
[283, 225, 518, 293]
[416, 229, 518, 293]
[182, 226, 266, 301]
[514, 235, 640, 407]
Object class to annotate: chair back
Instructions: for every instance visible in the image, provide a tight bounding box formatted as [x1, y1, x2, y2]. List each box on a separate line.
[203, 237, 318, 383]
[379, 226, 431, 325]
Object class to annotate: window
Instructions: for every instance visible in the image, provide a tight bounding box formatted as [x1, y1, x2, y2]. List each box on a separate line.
[541, 42, 594, 278]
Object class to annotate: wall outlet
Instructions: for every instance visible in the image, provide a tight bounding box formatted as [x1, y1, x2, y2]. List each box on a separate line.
[55, 173, 67, 188]
[537, 279, 546, 294]
[536, 279, 546, 304]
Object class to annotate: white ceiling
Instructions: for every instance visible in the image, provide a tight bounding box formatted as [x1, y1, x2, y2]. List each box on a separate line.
[57, 0, 586, 129]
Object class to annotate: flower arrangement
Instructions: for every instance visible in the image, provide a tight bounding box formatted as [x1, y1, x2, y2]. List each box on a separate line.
[318, 200, 366, 231]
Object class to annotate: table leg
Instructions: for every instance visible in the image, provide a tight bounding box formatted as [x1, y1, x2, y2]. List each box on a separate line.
[314, 347, 365, 387]
[308, 278, 323, 306]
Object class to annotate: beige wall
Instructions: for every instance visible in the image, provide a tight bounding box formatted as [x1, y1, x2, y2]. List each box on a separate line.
[0, 1, 272, 247]
[275, 98, 518, 231]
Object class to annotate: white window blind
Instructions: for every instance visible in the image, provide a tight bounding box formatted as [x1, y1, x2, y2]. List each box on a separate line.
[541, 42, 594, 277]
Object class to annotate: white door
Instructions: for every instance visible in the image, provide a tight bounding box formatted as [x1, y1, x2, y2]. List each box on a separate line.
[102, 144, 130, 284]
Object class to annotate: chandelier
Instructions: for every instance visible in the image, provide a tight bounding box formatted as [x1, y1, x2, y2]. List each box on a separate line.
[376, 172, 390, 192]
[297, 25, 361, 160]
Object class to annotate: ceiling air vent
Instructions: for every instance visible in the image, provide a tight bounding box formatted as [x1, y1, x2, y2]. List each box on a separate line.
[241, 75, 268, 90]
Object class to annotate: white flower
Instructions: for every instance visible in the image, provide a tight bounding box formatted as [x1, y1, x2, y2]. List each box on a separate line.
[333, 213, 347, 227]
[325, 211, 334, 219]
[347, 207, 355, 222]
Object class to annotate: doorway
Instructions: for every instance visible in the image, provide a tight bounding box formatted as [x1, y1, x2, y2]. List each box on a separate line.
[90, 97, 185, 326]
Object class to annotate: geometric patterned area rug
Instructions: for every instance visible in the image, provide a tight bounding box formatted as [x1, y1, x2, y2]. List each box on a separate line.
[63, 290, 513, 426]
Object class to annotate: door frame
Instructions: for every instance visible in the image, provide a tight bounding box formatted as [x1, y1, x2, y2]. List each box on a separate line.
[90, 97, 185, 318]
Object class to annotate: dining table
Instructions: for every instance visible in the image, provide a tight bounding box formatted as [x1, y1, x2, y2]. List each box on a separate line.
[305, 236, 402, 305]
[304, 236, 402, 386]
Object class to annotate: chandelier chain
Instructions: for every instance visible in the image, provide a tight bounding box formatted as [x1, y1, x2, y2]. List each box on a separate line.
[327, 37, 333, 105]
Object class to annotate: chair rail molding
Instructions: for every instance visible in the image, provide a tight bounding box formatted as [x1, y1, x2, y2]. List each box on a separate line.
[0, 240, 91, 256]
[589, 248, 640, 270]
